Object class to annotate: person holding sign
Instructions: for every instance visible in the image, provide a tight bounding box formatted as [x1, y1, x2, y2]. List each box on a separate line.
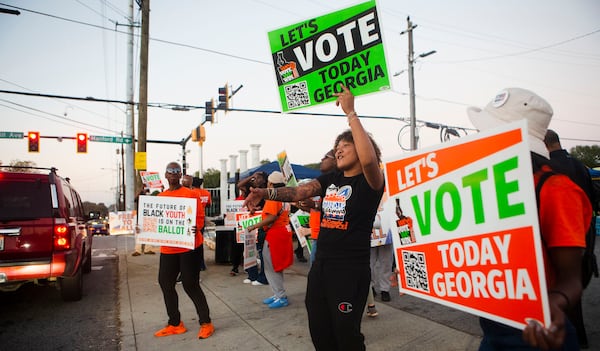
[153, 162, 214, 340]
[468, 88, 592, 350]
[243, 84, 384, 350]
[246, 171, 293, 308]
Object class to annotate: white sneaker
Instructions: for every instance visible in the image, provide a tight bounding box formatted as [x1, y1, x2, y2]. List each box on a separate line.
[252, 280, 265, 286]
[243, 278, 252, 284]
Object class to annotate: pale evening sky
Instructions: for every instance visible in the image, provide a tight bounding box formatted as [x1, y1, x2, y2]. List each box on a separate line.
[0, 0, 598, 206]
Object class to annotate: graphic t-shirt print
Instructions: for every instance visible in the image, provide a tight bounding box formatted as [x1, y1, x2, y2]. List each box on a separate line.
[321, 184, 352, 230]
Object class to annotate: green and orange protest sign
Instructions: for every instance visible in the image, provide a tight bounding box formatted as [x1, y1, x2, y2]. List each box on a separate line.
[383, 120, 550, 330]
[267, 0, 390, 112]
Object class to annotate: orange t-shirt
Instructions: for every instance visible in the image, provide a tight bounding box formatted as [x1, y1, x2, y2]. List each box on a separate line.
[190, 188, 207, 230]
[158, 186, 204, 254]
[261, 200, 289, 229]
[309, 209, 321, 240]
[194, 188, 212, 206]
[536, 167, 591, 287]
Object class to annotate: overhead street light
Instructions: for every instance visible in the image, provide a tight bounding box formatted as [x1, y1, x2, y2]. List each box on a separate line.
[418, 50, 437, 59]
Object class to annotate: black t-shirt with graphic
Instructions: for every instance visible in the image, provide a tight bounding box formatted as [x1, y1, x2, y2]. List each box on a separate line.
[316, 171, 384, 264]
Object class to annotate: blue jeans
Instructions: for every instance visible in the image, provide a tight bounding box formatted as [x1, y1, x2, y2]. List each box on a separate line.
[479, 317, 579, 351]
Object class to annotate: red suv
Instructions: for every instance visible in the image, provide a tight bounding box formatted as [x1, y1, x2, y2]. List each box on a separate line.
[0, 167, 93, 301]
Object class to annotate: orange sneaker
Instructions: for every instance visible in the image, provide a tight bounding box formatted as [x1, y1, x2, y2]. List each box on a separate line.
[154, 322, 186, 337]
[197, 322, 214, 339]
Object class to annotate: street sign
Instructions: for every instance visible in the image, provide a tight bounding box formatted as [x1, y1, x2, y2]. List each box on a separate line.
[0, 131, 24, 139]
[89, 135, 132, 144]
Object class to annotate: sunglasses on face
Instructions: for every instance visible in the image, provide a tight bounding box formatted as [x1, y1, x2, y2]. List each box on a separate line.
[324, 154, 335, 159]
[166, 167, 181, 174]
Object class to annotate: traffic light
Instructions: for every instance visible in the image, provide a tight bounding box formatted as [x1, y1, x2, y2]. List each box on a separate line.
[218, 84, 229, 111]
[191, 125, 206, 145]
[205, 99, 214, 123]
[27, 131, 40, 153]
[76, 133, 88, 153]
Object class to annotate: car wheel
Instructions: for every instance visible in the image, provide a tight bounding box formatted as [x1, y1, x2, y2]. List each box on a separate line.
[82, 246, 92, 274]
[59, 267, 83, 301]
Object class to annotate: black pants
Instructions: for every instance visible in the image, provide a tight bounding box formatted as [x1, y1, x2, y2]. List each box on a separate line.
[158, 247, 211, 326]
[305, 260, 370, 351]
[294, 234, 305, 258]
[231, 241, 244, 272]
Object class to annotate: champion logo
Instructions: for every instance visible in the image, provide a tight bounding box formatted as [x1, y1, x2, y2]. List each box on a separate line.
[338, 302, 353, 313]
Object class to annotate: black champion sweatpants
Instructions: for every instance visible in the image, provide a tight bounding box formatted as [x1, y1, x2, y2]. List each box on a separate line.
[305, 259, 371, 351]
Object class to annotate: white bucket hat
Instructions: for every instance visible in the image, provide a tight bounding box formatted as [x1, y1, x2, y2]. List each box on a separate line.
[467, 88, 553, 158]
[267, 171, 285, 184]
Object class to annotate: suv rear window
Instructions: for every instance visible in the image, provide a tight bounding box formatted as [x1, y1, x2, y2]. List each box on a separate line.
[0, 180, 52, 221]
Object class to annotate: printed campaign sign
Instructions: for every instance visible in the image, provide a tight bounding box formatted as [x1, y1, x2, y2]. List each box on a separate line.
[235, 211, 262, 243]
[243, 228, 258, 270]
[136, 195, 197, 249]
[371, 192, 393, 247]
[267, 0, 390, 112]
[140, 171, 164, 190]
[277, 150, 298, 186]
[290, 210, 312, 254]
[235, 212, 262, 269]
[224, 200, 245, 227]
[108, 210, 136, 235]
[383, 120, 550, 330]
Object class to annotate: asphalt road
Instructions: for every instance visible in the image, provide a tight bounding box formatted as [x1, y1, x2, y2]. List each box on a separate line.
[0, 236, 120, 351]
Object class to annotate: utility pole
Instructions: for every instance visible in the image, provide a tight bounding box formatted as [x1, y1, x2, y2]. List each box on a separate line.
[406, 17, 417, 151]
[125, 0, 135, 210]
[403, 17, 436, 151]
[136, 0, 149, 195]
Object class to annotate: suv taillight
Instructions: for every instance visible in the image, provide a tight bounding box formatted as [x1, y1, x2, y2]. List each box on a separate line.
[54, 223, 71, 250]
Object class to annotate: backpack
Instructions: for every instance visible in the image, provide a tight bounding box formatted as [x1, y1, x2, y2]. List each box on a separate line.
[536, 171, 599, 288]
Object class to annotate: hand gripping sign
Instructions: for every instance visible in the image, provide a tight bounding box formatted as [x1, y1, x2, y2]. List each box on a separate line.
[383, 120, 550, 330]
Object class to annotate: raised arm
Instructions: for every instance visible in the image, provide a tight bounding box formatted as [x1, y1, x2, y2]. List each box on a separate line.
[334, 83, 384, 191]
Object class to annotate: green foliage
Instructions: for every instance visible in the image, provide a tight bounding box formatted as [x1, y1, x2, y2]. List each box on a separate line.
[1, 160, 38, 172]
[82, 201, 109, 219]
[202, 168, 221, 188]
[570, 145, 600, 168]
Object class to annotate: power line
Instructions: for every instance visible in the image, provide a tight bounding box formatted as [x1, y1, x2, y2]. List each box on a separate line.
[0, 99, 121, 134]
[435, 29, 600, 64]
[0, 2, 270, 66]
[0, 88, 476, 133]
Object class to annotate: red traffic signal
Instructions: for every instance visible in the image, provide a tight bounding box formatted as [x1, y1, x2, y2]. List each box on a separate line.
[76, 133, 88, 153]
[28, 131, 40, 152]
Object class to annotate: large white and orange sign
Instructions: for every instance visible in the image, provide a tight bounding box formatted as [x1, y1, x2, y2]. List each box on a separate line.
[383, 120, 550, 330]
[136, 195, 197, 249]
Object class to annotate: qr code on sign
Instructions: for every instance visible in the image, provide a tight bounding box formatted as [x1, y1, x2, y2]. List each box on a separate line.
[284, 81, 310, 109]
[402, 250, 429, 292]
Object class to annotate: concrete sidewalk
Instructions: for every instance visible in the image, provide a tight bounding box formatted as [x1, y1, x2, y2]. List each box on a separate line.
[117, 237, 482, 351]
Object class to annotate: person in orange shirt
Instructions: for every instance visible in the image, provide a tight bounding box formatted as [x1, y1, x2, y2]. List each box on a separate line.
[468, 88, 591, 350]
[183, 175, 210, 271]
[153, 162, 214, 340]
[246, 171, 293, 308]
[192, 177, 211, 208]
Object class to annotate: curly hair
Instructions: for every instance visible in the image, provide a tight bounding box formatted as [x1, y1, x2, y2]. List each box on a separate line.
[333, 129, 382, 164]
